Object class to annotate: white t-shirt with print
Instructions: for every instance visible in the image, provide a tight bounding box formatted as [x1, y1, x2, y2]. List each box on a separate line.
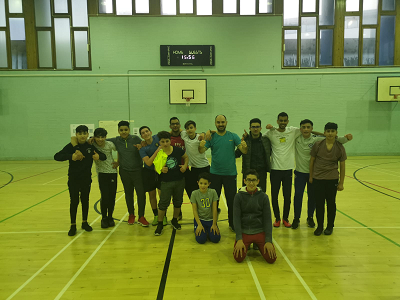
[265, 126, 301, 170]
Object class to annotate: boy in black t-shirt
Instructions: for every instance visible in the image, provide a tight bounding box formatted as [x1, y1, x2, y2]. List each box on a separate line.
[154, 131, 189, 236]
[54, 125, 106, 236]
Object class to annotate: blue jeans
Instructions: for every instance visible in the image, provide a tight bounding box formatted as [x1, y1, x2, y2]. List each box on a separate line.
[194, 219, 221, 244]
[293, 170, 315, 219]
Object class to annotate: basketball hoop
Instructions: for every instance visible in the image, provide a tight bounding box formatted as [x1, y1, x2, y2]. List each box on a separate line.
[185, 97, 193, 107]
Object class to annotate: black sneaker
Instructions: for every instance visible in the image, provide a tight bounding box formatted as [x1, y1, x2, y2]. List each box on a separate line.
[314, 227, 323, 236]
[108, 217, 115, 227]
[253, 243, 259, 250]
[178, 211, 183, 221]
[68, 225, 77, 236]
[171, 218, 181, 230]
[81, 222, 93, 232]
[154, 223, 163, 236]
[291, 218, 300, 229]
[324, 227, 333, 235]
[307, 217, 315, 228]
[101, 219, 109, 229]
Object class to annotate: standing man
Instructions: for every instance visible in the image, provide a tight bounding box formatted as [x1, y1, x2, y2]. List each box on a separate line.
[236, 118, 271, 193]
[108, 121, 149, 226]
[169, 117, 189, 220]
[199, 115, 247, 231]
[264, 112, 301, 228]
[139, 126, 164, 226]
[310, 122, 347, 236]
[292, 119, 352, 229]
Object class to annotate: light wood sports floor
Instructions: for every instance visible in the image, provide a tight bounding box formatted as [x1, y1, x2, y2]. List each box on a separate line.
[0, 156, 399, 300]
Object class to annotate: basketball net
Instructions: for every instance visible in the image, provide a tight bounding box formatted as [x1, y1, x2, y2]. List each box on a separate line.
[185, 97, 192, 107]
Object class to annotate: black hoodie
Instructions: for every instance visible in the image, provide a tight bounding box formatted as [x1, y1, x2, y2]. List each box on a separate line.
[233, 187, 273, 243]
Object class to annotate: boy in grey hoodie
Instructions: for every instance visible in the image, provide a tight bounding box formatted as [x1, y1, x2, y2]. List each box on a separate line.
[233, 169, 277, 263]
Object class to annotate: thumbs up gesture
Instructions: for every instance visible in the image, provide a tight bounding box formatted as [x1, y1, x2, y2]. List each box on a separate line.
[92, 150, 100, 161]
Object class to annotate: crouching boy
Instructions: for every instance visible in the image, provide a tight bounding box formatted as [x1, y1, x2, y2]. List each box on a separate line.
[190, 172, 220, 244]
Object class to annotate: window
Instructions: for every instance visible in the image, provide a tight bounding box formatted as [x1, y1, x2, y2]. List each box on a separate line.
[282, 0, 399, 68]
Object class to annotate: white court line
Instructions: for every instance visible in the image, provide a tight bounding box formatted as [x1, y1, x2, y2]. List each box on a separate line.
[2, 166, 31, 172]
[42, 175, 67, 185]
[0, 230, 113, 234]
[273, 238, 317, 300]
[220, 192, 267, 300]
[6, 193, 125, 300]
[54, 212, 128, 300]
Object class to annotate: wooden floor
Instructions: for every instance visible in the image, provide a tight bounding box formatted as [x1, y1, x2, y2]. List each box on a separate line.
[0, 156, 399, 300]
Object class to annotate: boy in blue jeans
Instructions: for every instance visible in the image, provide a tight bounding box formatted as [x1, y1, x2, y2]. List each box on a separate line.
[190, 172, 220, 244]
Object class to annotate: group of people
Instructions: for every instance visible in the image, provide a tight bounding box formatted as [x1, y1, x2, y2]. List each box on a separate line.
[54, 112, 351, 263]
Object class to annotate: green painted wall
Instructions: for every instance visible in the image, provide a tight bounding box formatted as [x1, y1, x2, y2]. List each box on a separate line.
[0, 16, 399, 160]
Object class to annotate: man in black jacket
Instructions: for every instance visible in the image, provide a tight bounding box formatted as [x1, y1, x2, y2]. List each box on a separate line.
[54, 125, 106, 236]
[235, 118, 271, 193]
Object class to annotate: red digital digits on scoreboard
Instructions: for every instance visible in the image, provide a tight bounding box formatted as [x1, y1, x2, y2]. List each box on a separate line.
[160, 45, 215, 66]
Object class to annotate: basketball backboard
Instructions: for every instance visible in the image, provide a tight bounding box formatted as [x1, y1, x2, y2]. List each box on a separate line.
[376, 77, 400, 102]
[169, 79, 207, 105]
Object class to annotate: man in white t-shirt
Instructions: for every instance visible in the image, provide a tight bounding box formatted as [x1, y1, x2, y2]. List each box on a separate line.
[180, 120, 210, 198]
[264, 112, 299, 228]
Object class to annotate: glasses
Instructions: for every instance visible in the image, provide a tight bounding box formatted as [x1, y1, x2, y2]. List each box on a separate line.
[251, 126, 261, 129]
[245, 178, 258, 182]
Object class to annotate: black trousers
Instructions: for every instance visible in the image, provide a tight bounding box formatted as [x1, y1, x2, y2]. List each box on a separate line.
[242, 169, 267, 194]
[68, 178, 91, 224]
[210, 174, 237, 228]
[119, 168, 146, 217]
[313, 179, 338, 228]
[186, 166, 211, 199]
[270, 169, 293, 221]
[98, 173, 117, 219]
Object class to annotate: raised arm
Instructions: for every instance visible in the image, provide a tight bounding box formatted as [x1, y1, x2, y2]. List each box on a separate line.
[198, 140, 208, 154]
[142, 146, 162, 167]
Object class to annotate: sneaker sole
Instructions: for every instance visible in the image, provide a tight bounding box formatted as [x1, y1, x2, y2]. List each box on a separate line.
[154, 231, 163, 236]
[171, 224, 181, 230]
[138, 222, 150, 227]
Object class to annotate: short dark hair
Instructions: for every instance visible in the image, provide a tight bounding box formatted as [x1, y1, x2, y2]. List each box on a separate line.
[250, 118, 262, 127]
[170, 117, 179, 124]
[215, 114, 227, 121]
[300, 119, 313, 127]
[324, 122, 338, 131]
[118, 121, 130, 128]
[75, 125, 88, 134]
[139, 126, 150, 135]
[185, 120, 196, 129]
[244, 169, 259, 180]
[157, 131, 171, 140]
[198, 172, 211, 182]
[94, 128, 107, 137]
[277, 112, 288, 119]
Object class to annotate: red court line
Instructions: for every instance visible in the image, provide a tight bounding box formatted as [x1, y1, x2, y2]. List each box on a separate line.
[9, 166, 67, 184]
[346, 175, 400, 194]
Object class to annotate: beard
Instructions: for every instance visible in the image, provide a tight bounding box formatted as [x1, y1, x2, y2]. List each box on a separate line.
[217, 126, 226, 132]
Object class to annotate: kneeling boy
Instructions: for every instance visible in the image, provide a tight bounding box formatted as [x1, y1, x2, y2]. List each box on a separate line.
[233, 169, 277, 263]
[190, 172, 220, 244]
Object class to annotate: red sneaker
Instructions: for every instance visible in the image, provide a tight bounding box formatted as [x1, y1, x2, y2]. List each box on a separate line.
[128, 214, 135, 225]
[283, 219, 292, 228]
[138, 216, 150, 227]
[273, 220, 281, 227]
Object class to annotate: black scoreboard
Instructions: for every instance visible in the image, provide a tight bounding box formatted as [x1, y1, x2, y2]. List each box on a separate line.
[160, 45, 215, 66]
